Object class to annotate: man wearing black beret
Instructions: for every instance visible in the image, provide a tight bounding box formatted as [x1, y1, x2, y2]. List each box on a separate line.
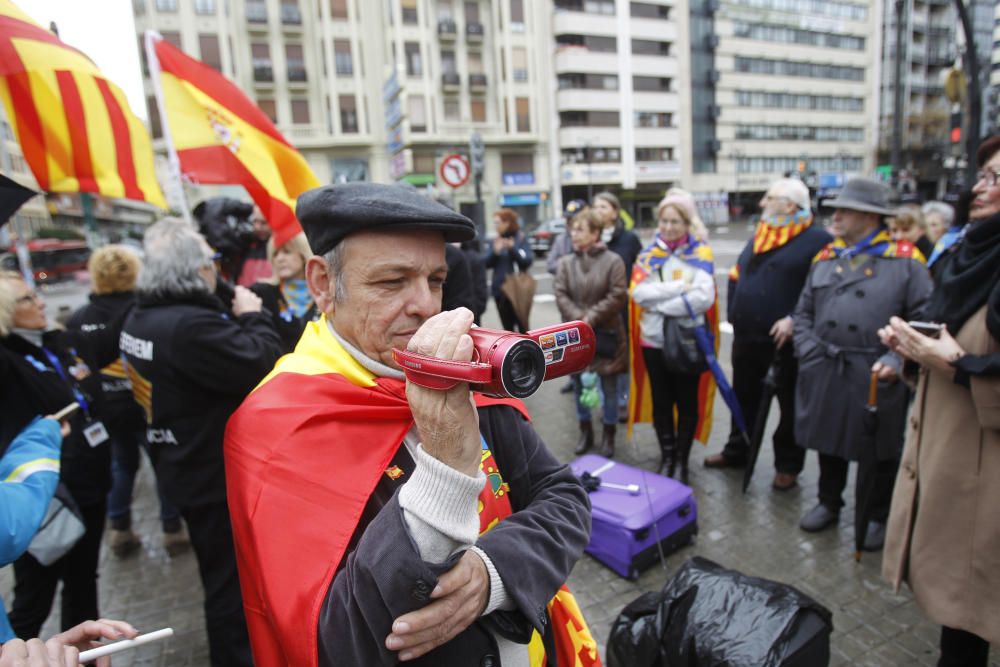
[224, 183, 598, 666]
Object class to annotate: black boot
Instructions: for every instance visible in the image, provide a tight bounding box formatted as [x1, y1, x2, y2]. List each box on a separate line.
[574, 421, 594, 455]
[653, 417, 676, 478]
[597, 424, 616, 458]
[675, 420, 697, 485]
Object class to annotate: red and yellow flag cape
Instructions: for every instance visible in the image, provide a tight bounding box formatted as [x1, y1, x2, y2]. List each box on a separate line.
[0, 1, 164, 207]
[150, 34, 318, 247]
[225, 319, 599, 666]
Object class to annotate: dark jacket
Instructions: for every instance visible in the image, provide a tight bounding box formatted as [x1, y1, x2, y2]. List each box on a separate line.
[249, 282, 318, 353]
[728, 225, 832, 342]
[318, 404, 591, 665]
[485, 232, 533, 299]
[66, 292, 144, 435]
[120, 292, 282, 509]
[461, 244, 489, 322]
[443, 244, 476, 314]
[606, 220, 642, 278]
[554, 245, 628, 376]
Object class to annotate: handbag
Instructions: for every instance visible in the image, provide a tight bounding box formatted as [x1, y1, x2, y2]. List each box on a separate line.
[594, 328, 618, 358]
[500, 271, 537, 330]
[27, 483, 86, 566]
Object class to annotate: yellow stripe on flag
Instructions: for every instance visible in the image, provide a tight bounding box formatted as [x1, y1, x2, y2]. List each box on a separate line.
[74, 71, 125, 199]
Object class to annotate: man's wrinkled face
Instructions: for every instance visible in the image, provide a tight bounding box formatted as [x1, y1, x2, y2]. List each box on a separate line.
[322, 230, 447, 368]
[830, 208, 879, 244]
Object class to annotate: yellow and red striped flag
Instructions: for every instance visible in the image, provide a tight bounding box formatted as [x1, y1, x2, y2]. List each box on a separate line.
[148, 32, 318, 246]
[0, 1, 165, 208]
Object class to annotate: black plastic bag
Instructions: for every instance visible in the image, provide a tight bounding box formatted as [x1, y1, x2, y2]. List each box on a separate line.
[607, 557, 833, 667]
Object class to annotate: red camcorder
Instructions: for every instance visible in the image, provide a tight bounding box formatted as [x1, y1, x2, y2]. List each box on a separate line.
[392, 321, 596, 399]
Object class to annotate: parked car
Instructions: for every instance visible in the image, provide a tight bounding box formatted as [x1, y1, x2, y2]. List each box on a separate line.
[529, 218, 566, 256]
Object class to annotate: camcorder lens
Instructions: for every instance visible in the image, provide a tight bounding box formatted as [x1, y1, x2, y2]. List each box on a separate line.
[500, 340, 545, 398]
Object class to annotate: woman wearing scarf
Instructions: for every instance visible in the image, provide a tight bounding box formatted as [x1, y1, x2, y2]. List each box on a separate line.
[628, 196, 717, 483]
[881, 136, 1000, 667]
[251, 232, 318, 352]
[554, 207, 627, 458]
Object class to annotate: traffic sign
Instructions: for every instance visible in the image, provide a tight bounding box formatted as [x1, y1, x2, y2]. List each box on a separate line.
[439, 154, 471, 188]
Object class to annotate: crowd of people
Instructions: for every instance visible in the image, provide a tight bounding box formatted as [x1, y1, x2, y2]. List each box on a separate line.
[0, 141, 996, 665]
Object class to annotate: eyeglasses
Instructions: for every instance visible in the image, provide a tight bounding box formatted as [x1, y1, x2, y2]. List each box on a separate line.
[974, 167, 1000, 187]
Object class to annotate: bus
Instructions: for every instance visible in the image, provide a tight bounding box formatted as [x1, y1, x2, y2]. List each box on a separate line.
[1, 239, 91, 284]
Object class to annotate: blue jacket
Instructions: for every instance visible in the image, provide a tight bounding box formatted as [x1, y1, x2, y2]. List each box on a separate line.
[484, 232, 534, 299]
[0, 418, 61, 641]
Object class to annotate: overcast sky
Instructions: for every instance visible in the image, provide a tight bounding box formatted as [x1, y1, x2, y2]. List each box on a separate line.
[17, 0, 148, 120]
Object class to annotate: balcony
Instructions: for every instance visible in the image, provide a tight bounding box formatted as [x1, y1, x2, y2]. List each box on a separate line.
[466, 22, 484, 42]
[553, 11, 617, 37]
[287, 62, 307, 83]
[556, 88, 619, 111]
[469, 73, 487, 90]
[558, 126, 622, 150]
[441, 72, 461, 91]
[246, 1, 267, 25]
[554, 47, 618, 75]
[252, 60, 273, 83]
[438, 19, 457, 39]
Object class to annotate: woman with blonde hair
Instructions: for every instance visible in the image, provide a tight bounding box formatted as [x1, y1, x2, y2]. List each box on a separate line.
[250, 232, 318, 352]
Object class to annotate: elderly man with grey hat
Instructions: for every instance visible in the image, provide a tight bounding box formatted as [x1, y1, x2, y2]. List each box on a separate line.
[223, 183, 596, 666]
[792, 177, 933, 546]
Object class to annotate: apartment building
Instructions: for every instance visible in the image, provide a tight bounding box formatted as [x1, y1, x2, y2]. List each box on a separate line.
[132, 0, 556, 227]
[0, 105, 50, 241]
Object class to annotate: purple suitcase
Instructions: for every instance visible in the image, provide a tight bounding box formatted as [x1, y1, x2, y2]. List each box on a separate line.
[571, 454, 697, 580]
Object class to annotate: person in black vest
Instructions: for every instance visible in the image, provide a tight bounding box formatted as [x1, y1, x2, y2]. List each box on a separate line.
[66, 246, 189, 559]
[120, 218, 282, 667]
[704, 178, 831, 491]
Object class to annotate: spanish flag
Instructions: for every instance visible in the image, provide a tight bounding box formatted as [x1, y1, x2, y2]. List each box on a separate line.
[148, 32, 318, 247]
[0, 1, 165, 207]
[225, 319, 600, 666]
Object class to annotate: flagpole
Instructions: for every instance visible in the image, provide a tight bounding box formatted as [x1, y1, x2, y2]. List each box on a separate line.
[144, 30, 193, 226]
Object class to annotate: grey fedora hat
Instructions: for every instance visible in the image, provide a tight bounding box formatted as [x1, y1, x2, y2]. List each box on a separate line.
[821, 177, 895, 216]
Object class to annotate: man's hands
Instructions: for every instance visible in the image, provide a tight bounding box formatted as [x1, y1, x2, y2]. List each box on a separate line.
[770, 316, 794, 349]
[405, 308, 481, 477]
[386, 550, 490, 661]
[231, 285, 263, 316]
[0, 619, 138, 667]
[878, 316, 965, 375]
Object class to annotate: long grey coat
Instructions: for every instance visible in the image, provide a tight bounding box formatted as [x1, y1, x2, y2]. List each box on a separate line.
[792, 252, 933, 461]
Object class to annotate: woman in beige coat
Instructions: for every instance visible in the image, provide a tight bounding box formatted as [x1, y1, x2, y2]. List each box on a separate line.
[880, 135, 1000, 666]
[555, 207, 627, 458]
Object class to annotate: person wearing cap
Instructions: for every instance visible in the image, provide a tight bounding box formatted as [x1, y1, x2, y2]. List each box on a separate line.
[224, 183, 597, 667]
[793, 177, 932, 542]
[704, 178, 831, 492]
[119, 219, 283, 667]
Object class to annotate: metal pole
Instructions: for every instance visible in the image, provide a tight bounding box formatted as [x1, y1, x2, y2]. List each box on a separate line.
[891, 0, 906, 180]
[953, 0, 981, 185]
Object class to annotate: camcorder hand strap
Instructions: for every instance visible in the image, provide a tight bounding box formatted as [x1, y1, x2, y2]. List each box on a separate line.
[392, 349, 494, 391]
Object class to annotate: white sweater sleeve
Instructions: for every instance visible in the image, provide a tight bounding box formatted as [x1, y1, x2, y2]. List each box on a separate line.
[655, 267, 716, 318]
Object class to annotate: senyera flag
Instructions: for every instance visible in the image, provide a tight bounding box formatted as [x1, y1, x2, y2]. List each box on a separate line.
[147, 32, 318, 246]
[0, 0, 165, 208]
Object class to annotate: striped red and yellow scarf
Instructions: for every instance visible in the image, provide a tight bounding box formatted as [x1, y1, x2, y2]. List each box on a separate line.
[729, 211, 814, 282]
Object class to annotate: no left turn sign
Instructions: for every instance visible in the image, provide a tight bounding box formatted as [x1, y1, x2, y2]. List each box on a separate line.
[440, 154, 471, 189]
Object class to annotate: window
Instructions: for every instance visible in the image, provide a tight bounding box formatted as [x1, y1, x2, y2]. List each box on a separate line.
[510, 0, 524, 29]
[501, 154, 534, 182]
[633, 76, 671, 92]
[251, 43, 273, 81]
[470, 99, 486, 122]
[291, 99, 310, 124]
[512, 47, 528, 82]
[402, 0, 418, 24]
[734, 90, 863, 112]
[194, 0, 216, 14]
[634, 111, 671, 127]
[728, 0, 866, 21]
[734, 56, 865, 81]
[515, 97, 530, 132]
[155, 0, 177, 11]
[636, 147, 673, 161]
[281, 1, 302, 24]
[161, 31, 181, 49]
[560, 146, 620, 163]
[732, 22, 865, 50]
[199, 34, 222, 71]
[408, 95, 427, 132]
[286, 44, 306, 81]
[556, 34, 616, 52]
[413, 153, 436, 174]
[405, 42, 422, 77]
[339, 95, 358, 132]
[444, 99, 460, 121]
[441, 50, 457, 74]
[737, 156, 863, 174]
[632, 39, 670, 56]
[334, 39, 353, 75]
[630, 2, 669, 19]
[557, 73, 618, 90]
[558, 111, 619, 127]
[258, 98, 277, 123]
[734, 124, 864, 142]
[464, 1, 479, 23]
[247, 0, 267, 22]
[330, 0, 348, 18]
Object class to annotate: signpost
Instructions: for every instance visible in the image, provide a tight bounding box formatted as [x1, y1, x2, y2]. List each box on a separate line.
[469, 132, 485, 242]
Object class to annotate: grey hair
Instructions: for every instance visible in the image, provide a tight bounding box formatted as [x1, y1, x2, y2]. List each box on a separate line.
[921, 201, 955, 227]
[137, 217, 212, 299]
[0, 270, 23, 338]
[771, 178, 811, 213]
[322, 238, 349, 303]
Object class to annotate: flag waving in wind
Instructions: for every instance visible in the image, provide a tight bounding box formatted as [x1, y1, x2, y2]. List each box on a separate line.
[148, 32, 318, 246]
[0, 0, 165, 208]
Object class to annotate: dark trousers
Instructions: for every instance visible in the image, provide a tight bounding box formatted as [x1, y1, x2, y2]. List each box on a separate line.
[642, 347, 700, 438]
[10, 501, 106, 638]
[495, 294, 526, 332]
[107, 430, 180, 532]
[817, 453, 897, 518]
[181, 502, 253, 667]
[722, 339, 805, 474]
[938, 626, 990, 667]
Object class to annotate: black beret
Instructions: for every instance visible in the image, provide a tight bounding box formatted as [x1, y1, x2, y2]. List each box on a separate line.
[296, 183, 476, 256]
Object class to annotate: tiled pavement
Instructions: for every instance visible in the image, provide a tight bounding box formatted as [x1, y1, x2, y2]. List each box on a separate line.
[3, 228, 996, 665]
